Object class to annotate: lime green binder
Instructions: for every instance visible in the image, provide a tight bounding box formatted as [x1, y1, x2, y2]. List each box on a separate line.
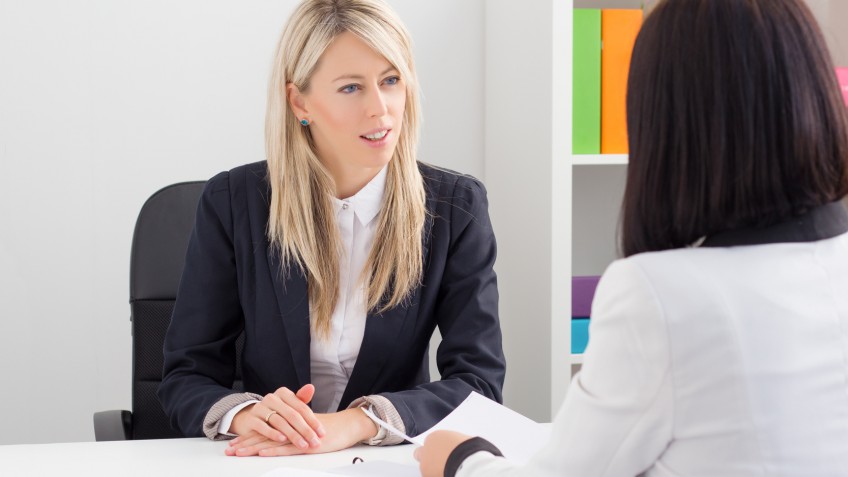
[573, 9, 601, 154]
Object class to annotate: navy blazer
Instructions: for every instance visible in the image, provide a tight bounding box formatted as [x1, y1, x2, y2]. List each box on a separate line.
[158, 161, 505, 438]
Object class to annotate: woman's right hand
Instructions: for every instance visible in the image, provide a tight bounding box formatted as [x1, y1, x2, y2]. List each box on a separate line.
[229, 384, 326, 450]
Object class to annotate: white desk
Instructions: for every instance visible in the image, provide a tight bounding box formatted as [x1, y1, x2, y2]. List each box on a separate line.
[0, 438, 417, 477]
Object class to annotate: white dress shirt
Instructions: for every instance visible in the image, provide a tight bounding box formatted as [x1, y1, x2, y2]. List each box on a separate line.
[310, 166, 387, 413]
[459, 232, 848, 476]
[217, 166, 387, 433]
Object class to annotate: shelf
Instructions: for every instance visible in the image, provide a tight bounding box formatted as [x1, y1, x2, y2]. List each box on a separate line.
[573, 154, 628, 165]
[571, 354, 584, 365]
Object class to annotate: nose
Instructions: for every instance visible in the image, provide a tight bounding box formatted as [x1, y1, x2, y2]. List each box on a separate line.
[365, 86, 389, 118]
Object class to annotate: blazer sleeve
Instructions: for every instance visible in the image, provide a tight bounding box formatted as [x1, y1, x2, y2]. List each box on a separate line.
[380, 176, 507, 436]
[158, 172, 245, 437]
[455, 259, 674, 477]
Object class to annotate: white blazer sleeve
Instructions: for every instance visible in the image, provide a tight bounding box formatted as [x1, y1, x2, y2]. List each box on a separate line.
[458, 258, 674, 477]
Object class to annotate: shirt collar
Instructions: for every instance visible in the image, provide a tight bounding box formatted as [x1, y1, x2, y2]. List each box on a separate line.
[332, 165, 388, 226]
[699, 200, 848, 247]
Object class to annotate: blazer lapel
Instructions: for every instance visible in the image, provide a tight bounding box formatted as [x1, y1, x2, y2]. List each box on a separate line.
[338, 187, 437, 408]
[266, 249, 311, 388]
[338, 296, 415, 409]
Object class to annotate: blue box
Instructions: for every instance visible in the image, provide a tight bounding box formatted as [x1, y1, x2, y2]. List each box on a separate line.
[571, 318, 590, 354]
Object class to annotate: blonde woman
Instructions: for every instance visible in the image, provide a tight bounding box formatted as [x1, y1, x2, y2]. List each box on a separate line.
[158, 0, 504, 457]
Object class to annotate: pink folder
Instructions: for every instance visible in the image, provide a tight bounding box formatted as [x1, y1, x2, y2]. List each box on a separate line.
[837, 68, 848, 107]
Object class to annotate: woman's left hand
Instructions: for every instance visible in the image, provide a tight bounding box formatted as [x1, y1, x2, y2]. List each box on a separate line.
[414, 430, 473, 477]
[225, 407, 379, 457]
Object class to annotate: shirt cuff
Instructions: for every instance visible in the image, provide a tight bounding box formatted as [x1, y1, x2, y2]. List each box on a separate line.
[202, 392, 263, 440]
[217, 400, 259, 436]
[445, 437, 504, 477]
[347, 395, 405, 446]
[455, 451, 501, 477]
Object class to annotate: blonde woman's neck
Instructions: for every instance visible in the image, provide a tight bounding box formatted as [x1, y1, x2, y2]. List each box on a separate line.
[323, 160, 387, 199]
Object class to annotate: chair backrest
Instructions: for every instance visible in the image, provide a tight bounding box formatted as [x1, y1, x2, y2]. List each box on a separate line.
[129, 181, 244, 439]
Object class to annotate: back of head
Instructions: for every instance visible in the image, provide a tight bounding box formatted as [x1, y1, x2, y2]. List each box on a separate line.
[621, 0, 848, 257]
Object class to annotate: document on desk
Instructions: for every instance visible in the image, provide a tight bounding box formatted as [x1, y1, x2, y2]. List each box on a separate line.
[418, 391, 549, 464]
[261, 392, 547, 477]
[366, 391, 549, 465]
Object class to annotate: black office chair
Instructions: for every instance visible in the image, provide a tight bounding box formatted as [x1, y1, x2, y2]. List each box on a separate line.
[93, 181, 244, 440]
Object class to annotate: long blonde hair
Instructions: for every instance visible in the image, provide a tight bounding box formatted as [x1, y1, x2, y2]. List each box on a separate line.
[265, 0, 426, 339]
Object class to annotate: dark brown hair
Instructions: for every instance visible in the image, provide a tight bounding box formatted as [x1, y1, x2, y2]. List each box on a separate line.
[621, 0, 848, 256]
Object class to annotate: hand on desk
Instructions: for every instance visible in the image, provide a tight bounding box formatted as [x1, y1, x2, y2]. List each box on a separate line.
[224, 383, 379, 457]
[226, 408, 379, 457]
[227, 384, 324, 452]
[414, 430, 473, 477]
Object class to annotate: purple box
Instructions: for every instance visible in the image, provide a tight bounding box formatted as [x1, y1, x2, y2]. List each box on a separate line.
[572, 276, 601, 317]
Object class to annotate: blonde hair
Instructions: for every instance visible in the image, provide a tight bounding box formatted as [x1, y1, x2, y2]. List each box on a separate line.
[265, 0, 426, 339]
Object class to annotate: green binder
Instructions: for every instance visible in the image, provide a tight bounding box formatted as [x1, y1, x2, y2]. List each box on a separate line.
[573, 9, 601, 154]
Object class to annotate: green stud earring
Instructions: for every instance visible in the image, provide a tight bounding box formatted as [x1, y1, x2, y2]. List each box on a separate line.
[300, 119, 309, 126]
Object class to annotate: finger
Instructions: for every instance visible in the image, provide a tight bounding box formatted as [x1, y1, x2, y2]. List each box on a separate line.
[228, 431, 257, 447]
[258, 397, 312, 450]
[225, 443, 265, 457]
[413, 446, 422, 461]
[295, 384, 315, 404]
[269, 390, 324, 444]
[289, 387, 326, 438]
[235, 438, 289, 457]
[267, 411, 312, 449]
[248, 403, 290, 444]
[225, 435, 258, 457]
[258, 443, 311, 457]
[231, 433, 281, 450]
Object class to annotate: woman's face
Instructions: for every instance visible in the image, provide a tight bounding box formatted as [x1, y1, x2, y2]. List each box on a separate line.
[289, 31, 406, 179]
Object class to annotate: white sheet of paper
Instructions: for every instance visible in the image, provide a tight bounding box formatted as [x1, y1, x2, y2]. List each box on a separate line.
[262, 392, 547, 477]
[416, 392, 549, 465]
[360, 406, 423, 446]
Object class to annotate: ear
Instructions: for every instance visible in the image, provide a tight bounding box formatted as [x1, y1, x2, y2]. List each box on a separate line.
[287, 83, 310, 120]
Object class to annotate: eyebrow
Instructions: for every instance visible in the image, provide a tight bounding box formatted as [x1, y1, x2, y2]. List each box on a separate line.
[332, 66, 398, 82]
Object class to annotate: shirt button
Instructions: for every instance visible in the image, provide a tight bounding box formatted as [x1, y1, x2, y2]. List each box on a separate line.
[342, 203, 349, 210]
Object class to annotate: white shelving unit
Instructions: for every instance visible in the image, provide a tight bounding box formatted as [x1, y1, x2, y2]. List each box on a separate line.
[485, 0, 632, 422]
[573, 154, 629, 165]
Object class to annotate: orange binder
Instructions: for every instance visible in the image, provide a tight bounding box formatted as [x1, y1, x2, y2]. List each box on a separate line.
[601, 9, 643, 154]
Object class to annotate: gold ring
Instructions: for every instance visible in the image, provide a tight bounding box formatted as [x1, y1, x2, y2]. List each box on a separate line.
[264, 410, 278, 424]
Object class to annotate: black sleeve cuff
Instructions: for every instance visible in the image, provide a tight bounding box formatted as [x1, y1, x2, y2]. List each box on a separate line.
[444, 436, 504, 477]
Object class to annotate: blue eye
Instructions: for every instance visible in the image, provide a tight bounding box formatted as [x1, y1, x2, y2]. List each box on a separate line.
[384, 76, 400, 86]
[340, 84, 359, 94]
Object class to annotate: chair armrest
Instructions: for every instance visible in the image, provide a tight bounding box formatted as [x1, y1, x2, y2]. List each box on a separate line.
[93, 410, 133, 441]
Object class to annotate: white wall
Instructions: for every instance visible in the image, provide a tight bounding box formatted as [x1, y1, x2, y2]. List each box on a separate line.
[0, 0, 484, 445]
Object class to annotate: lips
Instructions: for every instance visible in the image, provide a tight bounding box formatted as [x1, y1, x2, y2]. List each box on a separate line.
[360, 128, 390, 141]
[358, 128, 392, 148]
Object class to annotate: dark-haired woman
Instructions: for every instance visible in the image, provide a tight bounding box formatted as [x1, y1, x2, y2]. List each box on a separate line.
[417, 0, 848, 475]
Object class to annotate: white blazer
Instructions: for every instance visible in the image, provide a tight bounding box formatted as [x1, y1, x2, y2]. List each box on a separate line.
[459, 219, 848, 476]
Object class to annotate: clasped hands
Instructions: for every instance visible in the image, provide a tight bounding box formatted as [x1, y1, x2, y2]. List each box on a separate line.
[225, 384, 379, 457]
